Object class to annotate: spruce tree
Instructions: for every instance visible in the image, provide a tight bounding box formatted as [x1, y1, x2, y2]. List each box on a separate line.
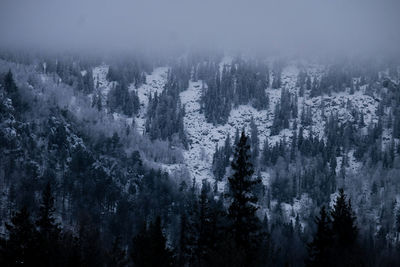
[306, 206, 333, 267]
[4, 70, 18, 94]
[330, 188, 361, 266]
[36, 182, 61, 267]
[37, 183, 59, 237]
[250, 116, 259, 166]
[331, 188, 358, 246]
[197, 181, 215, 266]
[107, 236, 128, 267]
[3, 69, 21, 110]
[227, 131, 263, 264]
[1, 206, 38, 265]
[131, 217, 174, 267]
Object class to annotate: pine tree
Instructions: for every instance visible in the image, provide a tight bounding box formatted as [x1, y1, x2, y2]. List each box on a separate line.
[227, 131, 263, 264]
[197, 180, 216, 266]
[37, 183, 59, 237]
[306, 206, 333, 267]
[36, 182, 61, 266]
[396, 209, 400, 233]
[1, 206, 38, 265]
[330, 188, 361, 266]
[107, 236, 128, 267]
[3, 69, 22, 110]
[179, 203, 198, 265]
[250, 116, 259, 166]
[4, 69, 18, 94]
[131, 217, 174, 267]
[331, 188, 358, 246]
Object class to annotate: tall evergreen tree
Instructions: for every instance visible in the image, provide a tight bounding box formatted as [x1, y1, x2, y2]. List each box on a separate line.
[3, 69, 18, 94]
[107, 236, 128, 267]
[306, 206, 333, 267]
[227, 131, 263, 264]
[1, 207, 38, 266]
[36, 182, 61, 267]
[131, 217, 174, 267]
[331, 188, 358, 246]
[330, 189, 361, 265]
[250, 116, 259, 166]
[3, 69, 22, 110]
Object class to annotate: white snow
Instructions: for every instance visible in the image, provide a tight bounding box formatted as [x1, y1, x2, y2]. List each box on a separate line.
[305, 90, 378, 139]
[178, 61, 380, 193]
[179, 65, 299, 185]
[92, 64, 115, 109]
[134, 67, 169, 135]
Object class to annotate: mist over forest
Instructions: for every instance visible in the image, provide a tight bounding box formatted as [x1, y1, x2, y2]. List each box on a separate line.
[0, 0, 400, 266]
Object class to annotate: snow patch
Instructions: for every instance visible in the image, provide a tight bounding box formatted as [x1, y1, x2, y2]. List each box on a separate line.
[134, 67, 169, 134]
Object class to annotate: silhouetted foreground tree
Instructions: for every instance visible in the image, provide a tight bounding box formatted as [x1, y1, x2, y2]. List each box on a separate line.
[306, 189, 362, 267]
[0, 206, 38, 265]
[226, 131, 269, 266]
[0, 132, 273, 267]
[131, 216, 174, 267]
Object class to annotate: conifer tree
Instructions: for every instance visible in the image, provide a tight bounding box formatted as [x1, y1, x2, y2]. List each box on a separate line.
[107, 236, 128, 267]
[1, 206, 38, 265]
[197, 181, 216, 266]
[131, 217, 174, 267]
[3, 69, 22, 110]
[36, 182, 61, 266]
[331, 188, 358, 246]
[227, 131, 263, 264]
[250, 116, 259, 165]
[306, 206, 333, 267]
[4, 70, 18, 94]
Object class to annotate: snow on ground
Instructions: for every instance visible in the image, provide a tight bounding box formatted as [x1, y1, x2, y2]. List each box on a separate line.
[179, 65, 299, 185]
[179, 62, 379, 189]
[92, 65, 169, 134]
[281, 64, 299, 93]
[90, 62, 380, 191]
[305, 90, 378, 139]
[134, 67, 169, 135]
[93, 64, 114, 109]
[93, 64, 110, 93]
[180, 79, 276, 185]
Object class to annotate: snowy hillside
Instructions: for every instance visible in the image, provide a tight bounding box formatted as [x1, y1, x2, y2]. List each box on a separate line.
[135, 67, 169, 135]
[87, 57, 392, 242]
[91, 57, 382, 192]
[176, 62, 380, 187]
[93, 64, 112, 108]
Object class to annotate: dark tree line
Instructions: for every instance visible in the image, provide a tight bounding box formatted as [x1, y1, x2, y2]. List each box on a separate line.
[2, 52, 400, 266]
[1, 131, 272, 267]
[271, 88, 298, 135]
[107, 81, 140, 116]
[145, 66, 188, 147]
[306, 189, 361, 267]
[212, 134, 232, 181]
[200, 59, 270, 125]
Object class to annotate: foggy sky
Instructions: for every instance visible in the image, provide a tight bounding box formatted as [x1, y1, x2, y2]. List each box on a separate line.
[0, 0, 399, 56]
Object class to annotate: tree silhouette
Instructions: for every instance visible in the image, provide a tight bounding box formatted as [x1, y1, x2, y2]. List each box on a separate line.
[306, 189, 361, 266]
[131, 216, 174, 267]
[1, 206, 38, 265]
[36, 182, 62, 266]
[306, 206, 333, 267]
[330, 188, 361, 266]
[227, 131, 263, 264]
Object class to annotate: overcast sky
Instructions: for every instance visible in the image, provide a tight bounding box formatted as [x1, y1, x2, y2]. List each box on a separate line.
[0, 0, 399, 56]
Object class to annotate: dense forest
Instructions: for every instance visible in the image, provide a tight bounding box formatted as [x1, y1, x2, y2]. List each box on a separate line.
[1, 50, 400, 267]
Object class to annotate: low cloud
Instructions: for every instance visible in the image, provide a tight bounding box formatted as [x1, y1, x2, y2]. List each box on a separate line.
[0, 0, 399, 56]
